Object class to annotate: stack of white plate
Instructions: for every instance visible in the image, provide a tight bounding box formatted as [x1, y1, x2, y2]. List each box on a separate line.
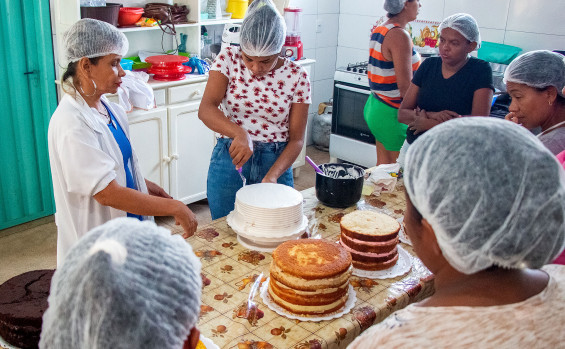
[227, 183, 308, 252]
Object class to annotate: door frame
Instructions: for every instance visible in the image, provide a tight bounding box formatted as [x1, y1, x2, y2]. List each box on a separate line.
[0, 0, 58, 229]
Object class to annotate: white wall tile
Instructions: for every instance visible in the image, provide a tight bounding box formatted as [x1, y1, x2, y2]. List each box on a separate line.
[340, 0, 384, 17]
[443, 0, 510, 30]
[316, 14, 340, 48]
[318, 0, 340, 14]
[507, 0, 565, 36]
[336, 47, 367, 67]
[301, 14, 318, 51]
[479, 28, 506, 44]
[504, 31, 565, 52]
[337, 14, 374, 50]
[313, 78, 335, 109]
[288, 0, 318, 15]
[303, 48, 317, 82]
[417, 0, 445, 22]
[314, 46, 337, 80]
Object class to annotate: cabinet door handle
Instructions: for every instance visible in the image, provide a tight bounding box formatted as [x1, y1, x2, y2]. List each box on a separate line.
[171, 154, 179, 160]
[192, 90, 202, 96]
[162, 156, 171, 163]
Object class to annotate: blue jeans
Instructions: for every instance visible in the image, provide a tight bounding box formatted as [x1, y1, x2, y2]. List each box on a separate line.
[207, 138, 294, 220]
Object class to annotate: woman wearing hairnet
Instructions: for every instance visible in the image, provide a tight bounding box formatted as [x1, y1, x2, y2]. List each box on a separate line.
[199, 0, 311, 219]
[40, 218, 203, 349]
[48, 19, 197, 265]
[348, 117, 565, 348]
[398, 13, 494, 144]
[504, 50, 565, 155]
[364, 0, 421, 165]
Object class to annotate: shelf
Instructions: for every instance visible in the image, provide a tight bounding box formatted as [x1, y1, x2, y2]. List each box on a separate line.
[119, 22, 199, 33]
[199, 18, 243, 26]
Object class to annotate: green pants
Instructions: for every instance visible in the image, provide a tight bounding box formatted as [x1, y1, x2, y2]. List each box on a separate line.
[363, 94, 407, 151]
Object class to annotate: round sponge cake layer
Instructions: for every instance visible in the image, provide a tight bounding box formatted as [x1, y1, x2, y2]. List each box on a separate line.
[272, 239, 352, 280]
[0, 269, 55, 349]
[340, 210, 400, 242]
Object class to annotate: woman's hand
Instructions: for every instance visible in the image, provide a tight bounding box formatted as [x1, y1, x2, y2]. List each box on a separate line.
[145, 179, 173, 199]
[173, 202, 198, 238]
[229, 130, 254, 170]
[505, 112, 519, 124]
[261, 174, 278, 183]
[409, 114, 440, 135]
[427, 110, 460, 122]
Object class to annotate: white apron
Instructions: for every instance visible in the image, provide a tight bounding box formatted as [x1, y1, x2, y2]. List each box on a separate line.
[48, 93, 152, 266]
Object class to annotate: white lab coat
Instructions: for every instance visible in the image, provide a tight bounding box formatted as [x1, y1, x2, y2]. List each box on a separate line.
[48, 93, 152, 266]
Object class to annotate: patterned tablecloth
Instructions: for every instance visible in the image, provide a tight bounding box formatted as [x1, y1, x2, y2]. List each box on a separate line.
[191, 182, 435, 349]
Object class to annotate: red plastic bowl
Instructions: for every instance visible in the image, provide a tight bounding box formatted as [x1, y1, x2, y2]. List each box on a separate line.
[118, 7, 144, 27]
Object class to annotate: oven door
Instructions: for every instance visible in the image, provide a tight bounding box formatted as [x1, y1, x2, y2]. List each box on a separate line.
[332, 82, 375, 144]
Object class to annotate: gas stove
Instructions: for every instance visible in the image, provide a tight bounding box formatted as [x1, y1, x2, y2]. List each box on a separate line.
[330, 61, 376, 168]
[335, 61, 369, 87]
[338, 61, 369, 74]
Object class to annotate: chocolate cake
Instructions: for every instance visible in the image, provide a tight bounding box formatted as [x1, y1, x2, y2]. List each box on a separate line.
[268, 239, 352, 316]
[0, 270, 55, 349]
[339, 210, 400, 271]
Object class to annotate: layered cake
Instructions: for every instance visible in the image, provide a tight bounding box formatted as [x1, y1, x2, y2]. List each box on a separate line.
[230, 183, 305, 237]
[268, 239, 352, 315]
[0, 269, 55, 349]
[339, 210, 400, 271]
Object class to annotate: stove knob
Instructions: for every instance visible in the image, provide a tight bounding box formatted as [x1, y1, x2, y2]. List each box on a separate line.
[346, 66, 352, 71]
[352, 68, 358, 72]
[360, 69, 366, 74]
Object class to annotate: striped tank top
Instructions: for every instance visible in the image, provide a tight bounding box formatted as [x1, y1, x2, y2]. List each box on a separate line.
[368, 23, 421, 109]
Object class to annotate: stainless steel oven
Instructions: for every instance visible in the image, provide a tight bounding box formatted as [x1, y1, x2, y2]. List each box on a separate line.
[330, 63, 377, 168]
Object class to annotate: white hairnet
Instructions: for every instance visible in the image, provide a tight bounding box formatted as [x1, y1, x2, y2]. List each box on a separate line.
[40, 218, 202, 349]
[384, 0, 408, 15]
[63, 18, 128, 64]
[240, 0, 286, 57]
[439, 13, 481, 48]
[504, 50, 565, 97]
[404, 117, 565, 274]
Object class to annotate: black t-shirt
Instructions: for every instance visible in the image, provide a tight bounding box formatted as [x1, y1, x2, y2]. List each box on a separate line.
[406, 56, 494, 143]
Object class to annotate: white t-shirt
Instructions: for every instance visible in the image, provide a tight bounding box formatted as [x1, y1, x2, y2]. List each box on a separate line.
[211, 46, 311, 142]
[347, 264, 565, 348]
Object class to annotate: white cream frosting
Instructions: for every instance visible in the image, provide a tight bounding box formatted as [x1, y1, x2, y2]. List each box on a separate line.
[232, 183, 305, 236]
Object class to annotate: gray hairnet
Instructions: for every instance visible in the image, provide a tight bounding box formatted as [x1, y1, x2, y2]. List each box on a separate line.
[439, 13, 481, 48]
[504, 50, 565, 98]
[240, 0, 286, 57]
[39, 218, 202, 349]
[63, 18, 128, 64]
[384, 0, 408, 15]
[404, 117, 565, 274]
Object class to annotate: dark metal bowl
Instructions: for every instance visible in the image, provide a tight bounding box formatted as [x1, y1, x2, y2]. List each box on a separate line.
[315, 163, 364, 208]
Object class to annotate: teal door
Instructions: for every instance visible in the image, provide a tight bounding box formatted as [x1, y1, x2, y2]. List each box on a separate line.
[0, 0, 58, 229]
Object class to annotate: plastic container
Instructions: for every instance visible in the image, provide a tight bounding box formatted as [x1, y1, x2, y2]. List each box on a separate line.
[315, 163, 364, 208]
[120, 59, 134, 70]
[146, 55, 192, 81]
[478, 41, 522, 65]
[226, 0, 248, 19]
[124, 56, 151, 70]
[118, 7, 144, 27]
[80, 3, 122, 27]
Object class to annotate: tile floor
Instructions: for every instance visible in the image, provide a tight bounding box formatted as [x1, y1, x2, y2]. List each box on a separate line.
[0, 146, 329, 283]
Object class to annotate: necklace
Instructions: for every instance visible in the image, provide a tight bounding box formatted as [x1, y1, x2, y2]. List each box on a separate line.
[96, 106, 111, 124]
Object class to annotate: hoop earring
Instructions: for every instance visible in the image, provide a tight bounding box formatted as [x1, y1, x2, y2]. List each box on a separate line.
[79, 79, 97, 97]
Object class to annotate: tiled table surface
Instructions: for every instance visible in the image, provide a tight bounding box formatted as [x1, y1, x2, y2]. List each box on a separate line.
[192, 182, 435, 349]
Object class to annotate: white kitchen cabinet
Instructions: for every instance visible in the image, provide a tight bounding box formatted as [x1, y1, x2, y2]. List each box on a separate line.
[128, 107, 169, 190]
[169, 101, 215, 204]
